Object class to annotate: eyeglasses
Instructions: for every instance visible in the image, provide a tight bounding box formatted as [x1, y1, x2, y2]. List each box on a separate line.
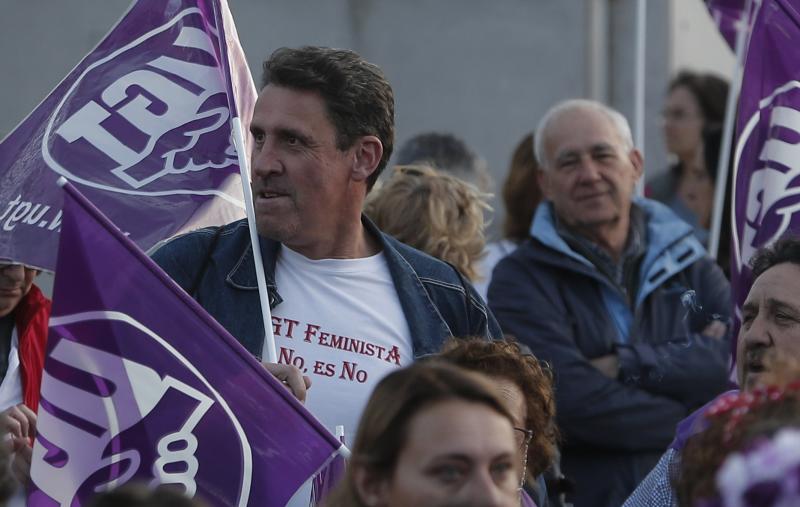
[513, 427, 533, 489]
[661, 108, 702, 123]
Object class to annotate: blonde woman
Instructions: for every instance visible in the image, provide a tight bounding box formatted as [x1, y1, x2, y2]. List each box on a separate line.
[364, 165, 490, 282]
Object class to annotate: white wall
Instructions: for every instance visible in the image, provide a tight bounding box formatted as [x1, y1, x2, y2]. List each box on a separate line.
[671, 0, 736, 77]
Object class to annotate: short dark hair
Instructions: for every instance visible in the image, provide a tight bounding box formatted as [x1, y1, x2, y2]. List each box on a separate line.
[261, 46, 394, 190]
[750, 236, 800, 280]
[668, 70, 730, 128]
[395, 132, 490, 191]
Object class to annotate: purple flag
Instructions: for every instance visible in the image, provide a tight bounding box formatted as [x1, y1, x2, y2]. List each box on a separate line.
[732, 0, 800, 329]
[28, 181, 342, 506]
[0, 0, 255, 271]
[311, 427, 346, 506]
[705, 0, 749, 49]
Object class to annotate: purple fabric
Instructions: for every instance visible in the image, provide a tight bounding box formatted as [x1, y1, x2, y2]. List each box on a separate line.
[521, 489, 538, 507]
[705, 0, 748, 49]
[670, 389, 739, 451]
[311, 454, 346, 506]
[28, 182, 340, 506]
[0, 0, 254, 271]
[731, 0, 800, 340]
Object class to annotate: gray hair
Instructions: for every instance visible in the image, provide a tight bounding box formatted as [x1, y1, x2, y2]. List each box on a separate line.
[534, 99, 635, 169]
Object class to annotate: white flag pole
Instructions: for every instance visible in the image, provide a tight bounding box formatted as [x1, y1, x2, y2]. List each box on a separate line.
[214, 0, 278, 363]
[231, 120, 278, 364]
[634, 0, 647, 196]
[335, 425, 351, 458]
[708, 0, 754, 259]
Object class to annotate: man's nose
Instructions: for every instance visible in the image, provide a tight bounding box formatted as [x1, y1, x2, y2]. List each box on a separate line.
[251, 139, 283, 178]
[0, 265, 25, 284]
[741, 312, 773, 349]
[577, 156, 602, 182]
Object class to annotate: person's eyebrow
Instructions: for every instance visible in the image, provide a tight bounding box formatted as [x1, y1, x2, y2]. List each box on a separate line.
[555, 149, 579, 164]
[590, 143, 615, 153]
[766, 298, 800, 315]
[274, 127, 316, 147]
[742, 300, 758, 315]
[429, 453, 472, 463]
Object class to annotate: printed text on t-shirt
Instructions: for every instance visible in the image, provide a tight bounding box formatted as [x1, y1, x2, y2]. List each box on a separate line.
[272, 316, 402, 384]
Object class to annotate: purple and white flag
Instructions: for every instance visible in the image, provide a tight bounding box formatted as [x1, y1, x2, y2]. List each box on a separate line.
[0, 0, 255, 272]
[705, 0, 749, 50]
[28, 181, 342, 506]
[732, 0, 800, 322]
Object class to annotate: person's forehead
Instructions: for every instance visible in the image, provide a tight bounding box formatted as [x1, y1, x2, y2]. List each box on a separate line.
[0, 261, 33, 270]
[667, 85, 702, 110]
[546, 108, 623, 156]
[253, 85, 331, 128]
[747, 263, 800, 306]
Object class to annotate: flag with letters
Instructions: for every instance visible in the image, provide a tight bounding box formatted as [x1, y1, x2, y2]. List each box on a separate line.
[0, 0, 254, 271]
[731, 0, 800, 322]
[28, 181, 342, 506]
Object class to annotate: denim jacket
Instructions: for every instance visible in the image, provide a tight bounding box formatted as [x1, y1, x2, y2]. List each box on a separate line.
[152, 217, 502, 358]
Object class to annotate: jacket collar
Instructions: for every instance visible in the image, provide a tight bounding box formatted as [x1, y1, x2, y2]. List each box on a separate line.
[530, 198, 707, 304]
[222, 216, 453, 356]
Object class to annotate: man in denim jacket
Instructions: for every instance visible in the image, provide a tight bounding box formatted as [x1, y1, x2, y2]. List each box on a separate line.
[152, 47, 500, 477]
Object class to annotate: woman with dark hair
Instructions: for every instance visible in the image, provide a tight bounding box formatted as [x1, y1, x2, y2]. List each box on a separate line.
[325, 362, 523, 507]
[699, 126, 734, 276]
[475, 133, 542, 299]
[650, 71, 730, 246]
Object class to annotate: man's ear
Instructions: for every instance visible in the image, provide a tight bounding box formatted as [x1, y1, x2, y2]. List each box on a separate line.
[629, 148, 644, 181]
[351, 136, 384, 184]
[353, 466, 388, 507]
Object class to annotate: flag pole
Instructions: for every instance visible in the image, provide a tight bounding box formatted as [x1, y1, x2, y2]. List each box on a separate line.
[213, 1, 278, 363]
[708, 0, 754, 259]
[232, 120, 278, 364]
[634, 0, 647, 196]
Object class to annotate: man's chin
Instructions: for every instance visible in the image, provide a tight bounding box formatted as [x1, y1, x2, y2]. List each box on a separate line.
[574, 212, 620, 229]
[255, 219, 298, 244]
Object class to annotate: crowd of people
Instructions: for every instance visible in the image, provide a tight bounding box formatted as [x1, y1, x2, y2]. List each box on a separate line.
[0, 44, 796, 507]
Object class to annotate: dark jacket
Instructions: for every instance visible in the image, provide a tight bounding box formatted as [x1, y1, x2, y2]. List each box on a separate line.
[488, 199, 731, 507]
[152, 216, 502, 358]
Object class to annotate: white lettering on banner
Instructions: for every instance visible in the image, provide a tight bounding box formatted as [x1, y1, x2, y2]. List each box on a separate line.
[741, 101, 800, 266]
[0, 194, 61, 232]
[33, 338, 213, 502]
[50, 17, 237, 190]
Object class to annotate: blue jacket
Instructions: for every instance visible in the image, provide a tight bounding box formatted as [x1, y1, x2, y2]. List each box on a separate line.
[152, 217, 502, 358]
[488, 199, 731, 507]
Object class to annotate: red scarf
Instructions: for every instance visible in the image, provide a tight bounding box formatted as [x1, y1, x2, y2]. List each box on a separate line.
[12, 284, 50, 412]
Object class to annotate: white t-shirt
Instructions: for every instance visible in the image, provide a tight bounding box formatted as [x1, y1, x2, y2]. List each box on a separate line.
[1, 330, 25, 507]
[270, 246, 413, 507]
[0, 330, 23, 411]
